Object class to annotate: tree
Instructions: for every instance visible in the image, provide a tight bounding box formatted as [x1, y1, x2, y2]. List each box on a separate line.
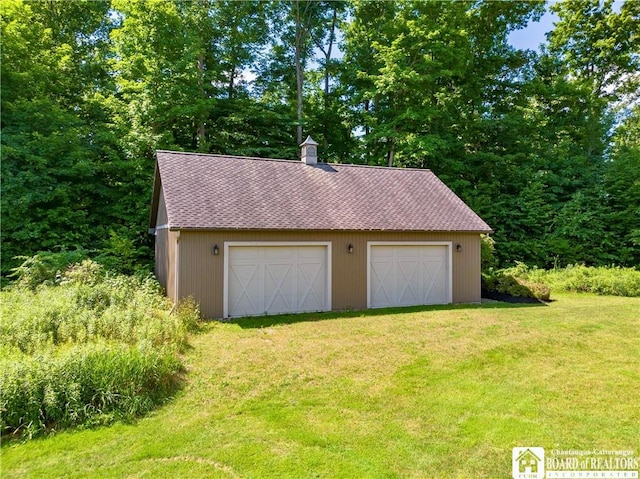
[530, 0, 640, 266]
[1, 0, 126, 274]
[604, 107, 640, 265]
[110, 0, 198, 154]
[547, 0, 639, 171]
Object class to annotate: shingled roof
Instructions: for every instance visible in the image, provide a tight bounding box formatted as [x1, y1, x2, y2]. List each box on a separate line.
[150, 150, 492, 233]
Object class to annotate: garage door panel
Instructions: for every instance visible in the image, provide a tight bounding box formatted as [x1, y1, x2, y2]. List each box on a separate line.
[297, 260, 324, 310]
[369, 244, 450, 309]
[371, 260, 393, 305]
[265, 263, 293, 299]
[228, 263, 260, 315]
[264, 262, 294, 314]
[264, 247, 295, 260]
[227, 244, 329, 318]
[264, 290, 293, 315]
[398, 280, 419, 306]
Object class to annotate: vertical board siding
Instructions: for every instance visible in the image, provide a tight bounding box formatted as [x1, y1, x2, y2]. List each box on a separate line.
[165, 230, 177, 300]
[153, 191, 175, 300]
[154, 229, 168, 293]
[155, 229, 177, 300]
[156, 188, 168, 225]
[174, 230, 481, 318]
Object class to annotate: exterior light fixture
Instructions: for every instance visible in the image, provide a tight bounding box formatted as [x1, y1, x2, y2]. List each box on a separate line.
[347, 243, 354, 254]
[455, 243, 462, 252]
[212, 244, 219, 255]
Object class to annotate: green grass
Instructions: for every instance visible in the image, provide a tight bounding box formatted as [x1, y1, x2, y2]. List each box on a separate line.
[2, 294, 639, 478]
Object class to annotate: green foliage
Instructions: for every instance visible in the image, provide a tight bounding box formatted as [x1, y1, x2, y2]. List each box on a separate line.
[2, 0, 639, 279]
[95, 230, 154, 276]
[0, 260, 201, 439]
[9, 249, 90, 289]
[0, 0, 152, 276]
[484, 263, 640, 298]
[2, 261, 193, 354]
[482, 269, 551, 301]
[480, 234, 497, 271]
[1, 343, 183, 439]
[173, 296, 202, 334]
[515, 264, 640, 297]
[604, 107, 640, 266]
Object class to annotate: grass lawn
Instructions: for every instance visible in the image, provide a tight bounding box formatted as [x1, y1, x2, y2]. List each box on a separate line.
[2, 294, 639, 478]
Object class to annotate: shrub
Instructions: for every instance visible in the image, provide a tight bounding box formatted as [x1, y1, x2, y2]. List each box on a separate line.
[482, 269, 551, 301]
[174, 296, 202, 334]
[95, 230, 153, 276]
[481, 234, 498, 271]
[9, 249, 89, 289]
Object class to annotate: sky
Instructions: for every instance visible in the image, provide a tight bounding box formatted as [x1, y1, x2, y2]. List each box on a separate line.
[507, 10, 558, 51]
[508, 0, 624, 51]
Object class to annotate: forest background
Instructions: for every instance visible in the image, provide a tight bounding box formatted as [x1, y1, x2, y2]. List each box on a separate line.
[2, 0, 639, 277]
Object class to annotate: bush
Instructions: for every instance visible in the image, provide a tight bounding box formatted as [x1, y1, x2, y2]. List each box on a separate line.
[95, 230, 153, 276]
[9, 249, 89, 289]
[481, 234, 498, 271]
[0, 258, 201, 439]
[482, 270, 551, 301]
[174, 296, 202, 334]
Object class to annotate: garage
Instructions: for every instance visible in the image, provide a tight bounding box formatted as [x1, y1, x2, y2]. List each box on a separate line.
[152, 149, 492, 317]
[224, 242, 331, 318]
[368, 242, 452, 309]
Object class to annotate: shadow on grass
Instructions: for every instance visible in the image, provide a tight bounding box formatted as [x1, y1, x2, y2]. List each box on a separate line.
[225, 300, 546, 329]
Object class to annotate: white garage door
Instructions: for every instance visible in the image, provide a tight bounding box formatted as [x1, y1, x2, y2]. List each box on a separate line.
[368, 243, 451, 308]
[225, 243, 330, 318]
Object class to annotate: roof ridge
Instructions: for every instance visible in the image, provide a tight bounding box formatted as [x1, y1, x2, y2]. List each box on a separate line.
[156, 149, 432, 172]
[156, 150, 296, 163]
[329, 162, 433, 173]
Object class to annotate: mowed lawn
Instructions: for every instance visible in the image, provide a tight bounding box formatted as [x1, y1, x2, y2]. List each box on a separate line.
[2, 294, 639, 478]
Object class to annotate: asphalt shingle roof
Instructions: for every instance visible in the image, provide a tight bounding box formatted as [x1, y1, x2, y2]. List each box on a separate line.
[152, 150, 492, 232]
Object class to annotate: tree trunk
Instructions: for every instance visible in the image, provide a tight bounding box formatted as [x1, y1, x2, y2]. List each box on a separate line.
[228, 64, 235, 100]
[387, 139, 395, 167]
[295, 0, 304, 145]
[197, 53, 206, 148]
[322, 6, 338, 151]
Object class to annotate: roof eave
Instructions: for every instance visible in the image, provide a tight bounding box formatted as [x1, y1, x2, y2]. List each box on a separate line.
[148, 161, 162, 231]
[165, 227, 494, 234]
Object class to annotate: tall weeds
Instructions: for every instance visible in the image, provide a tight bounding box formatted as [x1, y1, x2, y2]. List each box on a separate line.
[503, 263, 640, 297]
[1, 260, 200, 439]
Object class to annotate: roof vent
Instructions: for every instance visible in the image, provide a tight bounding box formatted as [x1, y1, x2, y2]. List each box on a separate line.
[300, 135, 318, 165]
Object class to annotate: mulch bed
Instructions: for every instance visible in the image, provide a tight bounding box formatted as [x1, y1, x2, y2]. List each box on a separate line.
[481, 290, 547, 304]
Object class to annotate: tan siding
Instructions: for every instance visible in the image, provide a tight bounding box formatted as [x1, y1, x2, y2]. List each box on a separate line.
[157, 188, 168, 226]
[176, 230, 482, 318]
[155, 229, 168, 292]
[154, 229, 177, 300]
[166, 230, 177, 300]
[153, 188, 176, 299]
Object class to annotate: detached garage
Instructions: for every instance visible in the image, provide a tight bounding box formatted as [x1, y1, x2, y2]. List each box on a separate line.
[150, 138, 492, 318]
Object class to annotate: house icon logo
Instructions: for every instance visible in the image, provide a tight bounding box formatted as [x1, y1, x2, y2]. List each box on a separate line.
[512, 447, 545, 479]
